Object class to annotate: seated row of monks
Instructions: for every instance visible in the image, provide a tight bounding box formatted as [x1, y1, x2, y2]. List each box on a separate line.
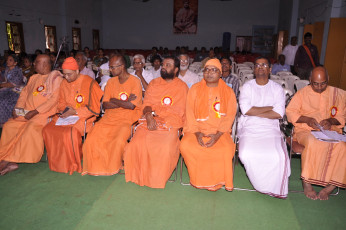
[0, 54, 344, 201]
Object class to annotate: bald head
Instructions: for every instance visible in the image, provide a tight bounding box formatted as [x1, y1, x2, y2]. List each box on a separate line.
[34, 54, 52, 75]
[310, 66, 328, 93]
[109, 54, 126, 77]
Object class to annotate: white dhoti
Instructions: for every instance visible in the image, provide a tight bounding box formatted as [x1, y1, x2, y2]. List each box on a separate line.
[238, 79, 290, 198]
[238, 126, 290, 198]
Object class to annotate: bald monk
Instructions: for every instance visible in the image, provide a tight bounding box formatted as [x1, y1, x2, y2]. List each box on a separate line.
[82, 55, 142, 176]
[0, 55, 63, 175]
[42, 57, 103, 174]
[180, 59, 237, 191]
[124, 56, 188, 188]
[286, 66, 346, 200]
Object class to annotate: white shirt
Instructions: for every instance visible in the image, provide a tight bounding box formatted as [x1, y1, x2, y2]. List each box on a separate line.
[97, 62, 111, 89]
[151, 67, 161, 79]
[80, 66, 95, 80]
[131, 68, 154, 91]
[282, 44, 299, 66]
[238, 79, 285, 134]
[178, 69, 200, 88]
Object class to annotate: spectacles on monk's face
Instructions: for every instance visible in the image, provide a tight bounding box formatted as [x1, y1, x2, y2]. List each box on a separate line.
[109, 64, 123, 70]
[203, 67, 220, 73]
[311, 81, 327, 87]
[254, 63, 269, 68]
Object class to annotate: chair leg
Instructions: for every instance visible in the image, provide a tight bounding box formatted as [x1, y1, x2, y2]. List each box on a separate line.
[168, 165, 177, 183]
[179, 156, 190, 186]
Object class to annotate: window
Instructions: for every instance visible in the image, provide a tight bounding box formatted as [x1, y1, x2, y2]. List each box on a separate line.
[92, 29, 100, 50]
[236, 36, 252, 53]
[72, 27, 81, 51]
[6, 21, 25, 53]
[44, 25, 57, 52]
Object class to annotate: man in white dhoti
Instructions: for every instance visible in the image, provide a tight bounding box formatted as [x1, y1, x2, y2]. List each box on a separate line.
[237, 57, 290, 199]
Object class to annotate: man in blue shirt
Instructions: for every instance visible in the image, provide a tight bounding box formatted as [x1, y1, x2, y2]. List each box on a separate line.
[271, 54, 291, 75]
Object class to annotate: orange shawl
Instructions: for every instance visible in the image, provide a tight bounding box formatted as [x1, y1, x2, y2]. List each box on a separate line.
[194, 78, 231, 121]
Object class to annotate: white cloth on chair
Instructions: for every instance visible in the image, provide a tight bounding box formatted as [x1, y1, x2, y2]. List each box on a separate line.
[237, 79, 290, 198]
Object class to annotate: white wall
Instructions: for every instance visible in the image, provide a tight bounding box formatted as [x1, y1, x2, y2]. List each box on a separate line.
[102, 0, 280, 50]
[0, 0, 103, 54]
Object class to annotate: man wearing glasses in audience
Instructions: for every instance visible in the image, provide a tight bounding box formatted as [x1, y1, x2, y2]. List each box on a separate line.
[131, 54, 154, 94]
[178, 54, 200, 88]
[237, 57, 290, 199]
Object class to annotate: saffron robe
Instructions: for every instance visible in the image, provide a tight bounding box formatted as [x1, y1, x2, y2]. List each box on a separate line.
[82, 75, 142, 176]
[180, 79, 237, 191]
[0, 74, 60, 163]
[42, 75, 103, 174]
[124, 77, 188, 188]
[286, 86, 346, 188]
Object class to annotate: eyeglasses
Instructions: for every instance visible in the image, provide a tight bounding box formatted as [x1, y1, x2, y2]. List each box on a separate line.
[133, 62, 143, 65]
[311, 81, 327, 87]
[254, 63, 269, 68]
[109, 64, 123, 70]
[179, 59, 188, 63]
[203, 67, 220, 73]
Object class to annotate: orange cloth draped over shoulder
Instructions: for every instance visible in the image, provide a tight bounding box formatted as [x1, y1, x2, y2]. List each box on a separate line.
[286, 86, 346, 188]
[0, 72, 62, 163]
[180, 79, 237, 191]
[82, 75, 142, 176]
[42, 75, 103, 174]
[124, 77, 188, 188]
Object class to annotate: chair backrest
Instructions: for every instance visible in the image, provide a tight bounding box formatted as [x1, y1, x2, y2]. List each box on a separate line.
[243, 62, 254, 69]
[277, 71, 293, 76]
[197, 72, 204, 81]
[237, 66, 251, 75]
[272, 79, 288, 89]
[294, 80, 309, 92]
[270, 75, 281, 80]
[283, 88, 293, 106]
[282, 75, 300, 92]
[239, 69, 253, 77]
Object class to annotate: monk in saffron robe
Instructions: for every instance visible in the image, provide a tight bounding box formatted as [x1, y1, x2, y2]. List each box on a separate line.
[124, 56, 188, 188]
[42, 57, 103, 175]
[0, 55, 62, 175]
[82, 55, 142, 176]
[286, 66, 346, 200]
[180, 59, 237, 191]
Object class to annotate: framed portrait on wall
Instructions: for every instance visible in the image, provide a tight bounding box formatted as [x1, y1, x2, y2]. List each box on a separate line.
[173, 0, 198, 34]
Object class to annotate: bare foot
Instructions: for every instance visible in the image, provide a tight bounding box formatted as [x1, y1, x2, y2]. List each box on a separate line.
[0, 163, 18, 175]
[0, 161, 10, 171]
[302, 180, 318, 200]
[318, 185, 336, 200]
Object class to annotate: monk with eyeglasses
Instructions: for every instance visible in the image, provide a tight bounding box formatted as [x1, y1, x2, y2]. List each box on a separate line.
[286, 66, 346, 200]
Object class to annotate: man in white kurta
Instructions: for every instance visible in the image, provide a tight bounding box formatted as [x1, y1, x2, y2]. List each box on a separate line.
[238, 57, 290, 199]
[178, 54, 200, 88]
[131, 54, 154, 92]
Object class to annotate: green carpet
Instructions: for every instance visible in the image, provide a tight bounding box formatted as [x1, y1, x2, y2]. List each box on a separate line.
[0, 157, 345, 230]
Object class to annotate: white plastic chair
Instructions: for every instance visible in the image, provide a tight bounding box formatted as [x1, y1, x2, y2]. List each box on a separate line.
[243, 62, 254, 70]
[294, 80, 309, 92]
[272, 79, 288, 89]
[270, 75, 281, 80]
[282, 75, 300, 92]
[277, 71, 293, 77]
[239, 69, 253, 78]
